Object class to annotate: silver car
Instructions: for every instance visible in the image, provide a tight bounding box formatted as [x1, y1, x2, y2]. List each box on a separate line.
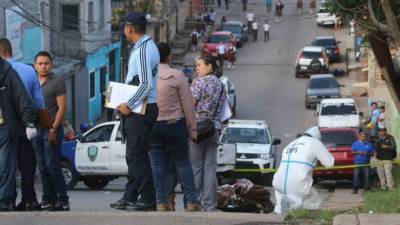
[305, 74, 341, 109]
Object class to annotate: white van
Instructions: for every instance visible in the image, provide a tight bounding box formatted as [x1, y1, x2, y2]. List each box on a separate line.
[315, 98, 362, 128]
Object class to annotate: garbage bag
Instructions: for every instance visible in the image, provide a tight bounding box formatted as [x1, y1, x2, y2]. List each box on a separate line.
[217, 178, 274, 213]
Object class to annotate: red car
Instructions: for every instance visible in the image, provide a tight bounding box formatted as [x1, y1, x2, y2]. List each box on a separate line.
[202, 31, 236, 59]
[314, 127, 359, 181]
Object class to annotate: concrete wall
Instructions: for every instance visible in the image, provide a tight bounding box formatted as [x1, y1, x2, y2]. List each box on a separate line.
[85, 41, 120, 122]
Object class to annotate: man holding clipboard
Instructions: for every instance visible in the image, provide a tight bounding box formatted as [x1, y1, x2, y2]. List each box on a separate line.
[110, 12, 160, 211]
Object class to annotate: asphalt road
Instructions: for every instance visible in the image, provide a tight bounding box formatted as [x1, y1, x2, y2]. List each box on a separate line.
[17, 0, 341, 213]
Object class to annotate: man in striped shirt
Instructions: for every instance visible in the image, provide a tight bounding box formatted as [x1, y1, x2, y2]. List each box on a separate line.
[111, 12, 160, 211]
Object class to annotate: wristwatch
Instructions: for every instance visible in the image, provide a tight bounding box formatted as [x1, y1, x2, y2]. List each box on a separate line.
[26, 123, 35, 128]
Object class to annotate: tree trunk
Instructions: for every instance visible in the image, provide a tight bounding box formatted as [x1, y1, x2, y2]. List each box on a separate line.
[380, 0, 400, 52]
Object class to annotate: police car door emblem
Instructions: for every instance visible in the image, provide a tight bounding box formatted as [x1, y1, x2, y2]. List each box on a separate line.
[88, 146, 98, 162]
[240, 154, 246, 159]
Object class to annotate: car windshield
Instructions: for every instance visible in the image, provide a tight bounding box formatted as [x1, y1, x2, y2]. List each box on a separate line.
[302, 51, 322, 59]
[321, 103, 357, 115]
[222, 25, 242, 33]
[309, 78, 337, 89]
[221, 128, 270, 144]
[321, 131, 356, 147]
[314, 39, 336, 46]
[209, 35, 229, 43]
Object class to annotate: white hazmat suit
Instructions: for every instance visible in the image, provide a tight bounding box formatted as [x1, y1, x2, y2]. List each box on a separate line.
[272, 127, 334, 214]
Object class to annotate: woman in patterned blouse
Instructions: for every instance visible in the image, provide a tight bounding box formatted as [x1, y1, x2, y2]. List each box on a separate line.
[189, 56, 226, 211]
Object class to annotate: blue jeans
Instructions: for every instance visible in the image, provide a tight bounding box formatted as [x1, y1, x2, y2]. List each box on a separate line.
[149, 119, 197, 205]
[33, 128, 68, 203]
[353, 166, 370, 191]
[0, 125, 16, 209]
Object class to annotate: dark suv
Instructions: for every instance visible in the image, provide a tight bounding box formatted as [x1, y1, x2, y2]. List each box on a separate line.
[295, 46, 330, 77]
[312, 36, 341, 63]
[305, 74, 341, 109]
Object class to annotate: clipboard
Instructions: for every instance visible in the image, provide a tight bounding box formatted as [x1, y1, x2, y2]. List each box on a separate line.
[105, 82, 147, 115]
[37, 109, 53, 129]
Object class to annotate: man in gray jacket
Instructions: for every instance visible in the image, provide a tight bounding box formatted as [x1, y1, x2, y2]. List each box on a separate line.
[0, 58, 37, 211]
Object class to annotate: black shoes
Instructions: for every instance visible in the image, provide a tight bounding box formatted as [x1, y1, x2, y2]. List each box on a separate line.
[110, 199, 135, 210]
[125, 202, 156, 211]
[40, 200, 70, 211]
[15, 201, 40, 211]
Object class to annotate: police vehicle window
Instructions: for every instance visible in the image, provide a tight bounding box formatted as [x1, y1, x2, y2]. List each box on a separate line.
[209, 35, 230, 43]
[223, 128, 270, 144]
[116, 125, 123, 141]
[222, 25, 241, 33]
[301, 51, 322, 59]
[83, 125, 113, 143]
[321, 131, 356, 147]
[309, 78, 337, 89]
[321, 103, 357, 115]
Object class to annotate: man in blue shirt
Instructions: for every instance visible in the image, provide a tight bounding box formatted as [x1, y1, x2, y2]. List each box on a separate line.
[111, 12, 159, 212]
[0, 38, 45, 211]
[351, 131, 375, 194]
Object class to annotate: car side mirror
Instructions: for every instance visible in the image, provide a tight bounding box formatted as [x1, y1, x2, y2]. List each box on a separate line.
[314, 112, 319, 117]
[359, 112, 364, 117]
[76, 134, 83, 142]
[272, 138, 281, 145]
[337, 40, 341, 44]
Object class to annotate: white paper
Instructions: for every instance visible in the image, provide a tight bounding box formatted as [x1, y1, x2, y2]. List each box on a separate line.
[218, 98, 233, 122]
[105, 82, 145, 114]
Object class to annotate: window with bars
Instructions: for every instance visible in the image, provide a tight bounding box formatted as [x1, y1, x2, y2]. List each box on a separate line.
[88, 1, 94, 31]
[90, 71, 96, 98]
[99, 0, 105, 30]
[62, 4, 79, 31]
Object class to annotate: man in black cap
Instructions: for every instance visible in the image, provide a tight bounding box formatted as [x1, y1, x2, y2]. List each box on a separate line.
[110, 12, 160, 211]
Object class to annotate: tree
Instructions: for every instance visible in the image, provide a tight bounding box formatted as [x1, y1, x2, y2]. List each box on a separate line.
[332, 0, 400, 99]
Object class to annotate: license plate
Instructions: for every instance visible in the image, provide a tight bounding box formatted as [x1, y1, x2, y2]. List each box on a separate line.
[301, 66, 307, 70]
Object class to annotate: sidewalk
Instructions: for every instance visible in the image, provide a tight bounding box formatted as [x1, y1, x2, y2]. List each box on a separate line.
[334, 214, 400, 225]
[0, 211, 284, 225]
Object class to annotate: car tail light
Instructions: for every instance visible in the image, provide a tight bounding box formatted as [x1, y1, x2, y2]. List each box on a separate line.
[334, 47, 340, 54]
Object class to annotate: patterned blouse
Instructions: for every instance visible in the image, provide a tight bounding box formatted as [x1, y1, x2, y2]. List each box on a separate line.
[191, 74, 226, 129]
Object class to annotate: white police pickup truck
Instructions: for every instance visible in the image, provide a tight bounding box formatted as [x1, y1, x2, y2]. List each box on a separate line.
[61, 121, 127, 190]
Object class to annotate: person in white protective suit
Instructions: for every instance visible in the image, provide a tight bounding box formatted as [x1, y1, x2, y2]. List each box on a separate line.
[272, 126, 334, 214]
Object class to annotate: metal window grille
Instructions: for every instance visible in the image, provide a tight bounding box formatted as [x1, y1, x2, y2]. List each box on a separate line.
[88, 1, 94, 31]
[62, 4, 79, 31]
[99, 0, 105, 30]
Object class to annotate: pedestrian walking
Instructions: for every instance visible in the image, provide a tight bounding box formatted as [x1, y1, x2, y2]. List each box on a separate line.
[148, 43, 199, 212]
[246, 9, 255, 31]
[0, 58, 37, 211]
[209, 9, 217, 28]
[217, 41, 225, 70]
[241, 0, 247, 11]
[351, 131, 375, 194]
[273, 127, 334, 214]
[111, 12, 160, 211]
[216, 0, 221, 8]
[0, 38, 45, 211]
[191, 28, 200, 52]
[375, 128, 396, 191]
[220, 16, 227, 30]
[33, 51, 70, 211]
[224, 0, 229, 10]
[275, 0, 284, 22]
[265, 0, 272, 12]
[251, 19, 259, 42]
[190, 56, 227, 212]
[297, 0, 303, 14]
[309, 0, 316, 14]
[263, 20, 270, 42]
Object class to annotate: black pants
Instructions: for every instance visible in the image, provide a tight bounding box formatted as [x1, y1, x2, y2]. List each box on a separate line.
[242, 0, 247, 11]
[122, 103, 158, 204]
[253, 29, 258, 41]
[16, 131, 37, 203]
[224, 0, 229, 9]
[217, 0, 221, 7]
[218, 54, 224, 70]
[264, 31, 270, 42]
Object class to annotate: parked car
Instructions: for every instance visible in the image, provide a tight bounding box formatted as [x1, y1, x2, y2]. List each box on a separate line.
[61, 121, 126, 190]
[202, 31, 237, 59]
[315, 98, 363, 128]
[305, 74, 341, 109]
[314, 127, 359, 181]
[220, 75, 237, 116]
[218, 120, 281, 186]
[316, 12, 341, 27]
[221, 20, 248, 47]
[312, 36, 341, 62]
[295, 46, 330, 77]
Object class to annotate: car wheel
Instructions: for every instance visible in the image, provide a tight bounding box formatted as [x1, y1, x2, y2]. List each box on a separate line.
[217, 174, 236, 185]
[295, 72, 300, 78]
[305, 103, 310, 109]
[83, 176, 110, 190]
[255, 174, 273, 187]
[61, 161, 78, 190]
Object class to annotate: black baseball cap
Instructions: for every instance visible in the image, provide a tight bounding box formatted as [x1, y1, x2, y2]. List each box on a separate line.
[125, 12, 147, 25]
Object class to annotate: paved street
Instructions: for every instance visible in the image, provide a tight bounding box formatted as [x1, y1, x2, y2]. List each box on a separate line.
[17, 0, 353, 214]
